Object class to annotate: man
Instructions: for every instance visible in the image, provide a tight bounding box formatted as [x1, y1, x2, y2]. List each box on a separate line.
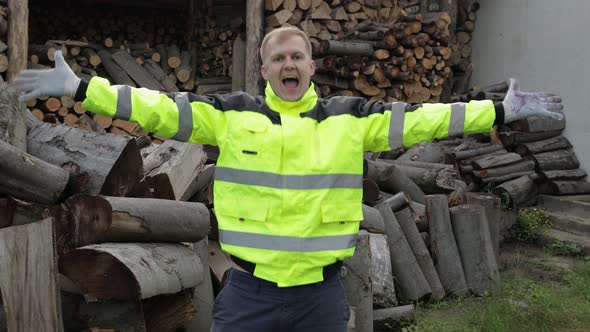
[13, 27, 562, 332]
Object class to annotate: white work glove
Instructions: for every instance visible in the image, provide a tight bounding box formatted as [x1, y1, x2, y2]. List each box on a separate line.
[502, 78, 564, 123]
[12, 50, 81, 102]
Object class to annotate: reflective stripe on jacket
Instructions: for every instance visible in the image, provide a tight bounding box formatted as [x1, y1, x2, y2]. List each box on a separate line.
[82, 77, 496, 286]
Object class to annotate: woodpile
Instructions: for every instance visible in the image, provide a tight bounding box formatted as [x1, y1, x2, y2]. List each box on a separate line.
[0, 86, 215, 331]
[264, 0, 480, 103]
[0, 0, 8, 82]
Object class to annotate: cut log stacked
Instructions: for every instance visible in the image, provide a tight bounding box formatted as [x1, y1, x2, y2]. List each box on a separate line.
[264, 0, 478, 103]
[0, 97, 216, 331]
[0, 2, 8, 82]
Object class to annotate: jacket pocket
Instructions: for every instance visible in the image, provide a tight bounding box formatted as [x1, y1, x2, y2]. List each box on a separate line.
[217, 197, 269, 223]
[321, 201, 363, 224]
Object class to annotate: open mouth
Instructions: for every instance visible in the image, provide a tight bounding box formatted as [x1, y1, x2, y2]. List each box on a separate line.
[282, 76, 299, 89]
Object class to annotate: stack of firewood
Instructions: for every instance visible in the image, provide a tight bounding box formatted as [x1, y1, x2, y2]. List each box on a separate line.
[264, 0, 480, 103]
[0, 0, 7, 81]
[0, 86, 215, 331]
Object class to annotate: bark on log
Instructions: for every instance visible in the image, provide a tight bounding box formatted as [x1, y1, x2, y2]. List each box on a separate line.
[476, 160, 535, 179]
[373, 305, 415, 329]
[368, 233, 397, 308]
[320, 40, 374, 56]
[341, 230, 372, 332]
[360, 204, 385, 233]
[397, 142, 446, 163]
[246, 0, 264, 95]
[375, 198, 431, 300]
[231, 36, 246, 92]
[499, 130, 561, 147]
[362, 178, 381, 206]
[426, 194, 469, 296]
[450, 205, 501, 295]
[143, 290, 196, 332]
[181, 163, 216, 201]
[399, 164, 460, 194]
[0, 218, 64, 332]
[97, 49, 136, 87]
[538, 181, 590, 195]
[530, 149, 580, 171]
[451, 144, 505, 160]
[183, 239, 214, 332]
[47, 195, 210, 253]
[27, 122, 142, 196]
[463, 192, 501, 263]
[143, 59, 179, 92]
[538, 169, 587, 182]
[0, 138, 69, 204]
[366, 160, 426, 204]
[0, 83, 26, 151]
[515, 136, 571, 156]
[395, 207, 445, 300]
[142, 140, 208, 200]
[0, 197, 46, 229]
[509, 115, 565, 133]
[471, 152, 522, 170]
[481, 171, 535, 184]
[59, 243, 203, 300]
[493, 175, 538, 209]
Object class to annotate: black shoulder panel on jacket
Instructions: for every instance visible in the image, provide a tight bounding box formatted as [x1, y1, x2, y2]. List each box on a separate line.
[161, 91, 282, 125]
[301, 96, 390, 123]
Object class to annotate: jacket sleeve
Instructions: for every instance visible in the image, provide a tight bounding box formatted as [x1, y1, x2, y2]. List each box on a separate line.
[363, 100, 498, 152]
[81, 76, 230, 145]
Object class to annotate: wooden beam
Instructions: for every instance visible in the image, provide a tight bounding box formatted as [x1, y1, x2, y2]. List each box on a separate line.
[246, 0, 264, 95]
[7, 0, 28, 82]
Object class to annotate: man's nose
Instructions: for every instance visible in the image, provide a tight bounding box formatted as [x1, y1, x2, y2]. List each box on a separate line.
[284, 57, 295, 68]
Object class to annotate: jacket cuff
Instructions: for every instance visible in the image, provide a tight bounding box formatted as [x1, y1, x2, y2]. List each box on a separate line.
[493, 102, 505, 126]
[74, 78, 90, 101]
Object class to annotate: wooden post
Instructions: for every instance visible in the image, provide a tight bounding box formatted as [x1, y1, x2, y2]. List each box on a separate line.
[464, 192, 501, 261]
[232, 36, 246, 91]
[246, 0, 264, 95]
[0, 218, 64, 332]
[6, 0, 28, 82]
[369, 233, 397, 308]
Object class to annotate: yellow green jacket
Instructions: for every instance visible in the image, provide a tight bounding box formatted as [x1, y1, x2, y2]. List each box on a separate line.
[80, 77, 497, 286]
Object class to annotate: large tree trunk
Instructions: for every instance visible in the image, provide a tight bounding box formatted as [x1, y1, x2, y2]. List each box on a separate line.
[450, 205, 501, 295]
[47, 195, 210, 253]
[0, 139, 70, 204]
[426, 194, 468, 296]
[142, 140, 208, 200]
[0, 218, 64, 332]
[342, 230, 372, 332]
[395, 207, 445, 300]
[59, 243, 203, 301]
[375, 197, 431, 300]
[27, 122, 142, 197]
[0, 84, 27, 151]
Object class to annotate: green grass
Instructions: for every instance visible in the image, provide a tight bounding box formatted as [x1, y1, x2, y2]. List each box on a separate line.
[406, 262, 590, 332]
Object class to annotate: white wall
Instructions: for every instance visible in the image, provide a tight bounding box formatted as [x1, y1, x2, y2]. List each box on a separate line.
[470, 0, 590, 172]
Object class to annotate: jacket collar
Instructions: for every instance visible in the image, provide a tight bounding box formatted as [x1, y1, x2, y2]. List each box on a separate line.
[264, 81, 318, 114]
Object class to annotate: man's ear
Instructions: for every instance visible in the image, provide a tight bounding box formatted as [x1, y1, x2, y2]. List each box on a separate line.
[309, 59, 316, 76]
[261, 64, 268, 81]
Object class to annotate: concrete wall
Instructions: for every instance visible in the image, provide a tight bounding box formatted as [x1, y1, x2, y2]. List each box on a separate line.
[470, 0, 590, 172]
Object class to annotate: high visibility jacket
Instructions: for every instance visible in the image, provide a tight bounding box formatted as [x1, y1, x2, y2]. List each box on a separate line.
[82, 77, 497, 286]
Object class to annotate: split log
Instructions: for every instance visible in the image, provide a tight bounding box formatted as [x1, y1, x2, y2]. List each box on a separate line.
[181, 164, 216, 201]
[97, 49, 136, 87]
[493, 175, 538, 209]
[47, 195, 210, 253]
[426, 194, 469, 296]
[515, 136, 572, 156]
[471, 152, 522, 170]
[341, 230, 372, 332]
[530, 149, 580, 171]
[112, 50, 163, 90]
[476, 160, 535, 179]
[27, 122, 142, 197]
[463, 192, 501, 262]
[399, 164, 460, 194]
[366, 160, 426, 204]
[395, 207, 445, 300]
[0, 218, 64, 332]
[383, 159, 454, 170]
[369, 233, 397, 308]
[373, 305, 415, 328]
[143, 59, 179, 92]
[0, 197, 46, 229]
[508, 115, 565, 133]
[142, 140, 208, 200]
[397, 142, 446, 163]
[59, 243, 203, 300]
[0, 139, 69, 204]
[375, 198, 431, 300]
[360, 204, 385, 233]
[0, 83, 27, 151]
[362, 178, 381, 206]
[481, 171, 535, 184]
[499, 130, 561, 147]
[183, 239, 214, 331]
[538, 181, 590, 195]
[450, 205, 501, 295]
[537, 169, 587, 182]
[208, 240, 232, 286]
[451, 144, 505, 160]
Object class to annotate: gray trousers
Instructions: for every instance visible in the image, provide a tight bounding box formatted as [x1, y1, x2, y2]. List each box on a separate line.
[211, 268, 349, 332]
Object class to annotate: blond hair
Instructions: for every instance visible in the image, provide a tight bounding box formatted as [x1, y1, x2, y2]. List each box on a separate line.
[260, 27, 312, 65]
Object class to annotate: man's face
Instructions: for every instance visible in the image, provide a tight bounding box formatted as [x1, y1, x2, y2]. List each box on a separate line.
[261, 34, 316, 101]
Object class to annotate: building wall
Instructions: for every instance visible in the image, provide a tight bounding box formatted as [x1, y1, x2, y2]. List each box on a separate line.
[470, 0, 590, 172]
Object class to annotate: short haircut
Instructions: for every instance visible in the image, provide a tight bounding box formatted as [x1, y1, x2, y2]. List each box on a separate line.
[260, 27, 312, 64]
